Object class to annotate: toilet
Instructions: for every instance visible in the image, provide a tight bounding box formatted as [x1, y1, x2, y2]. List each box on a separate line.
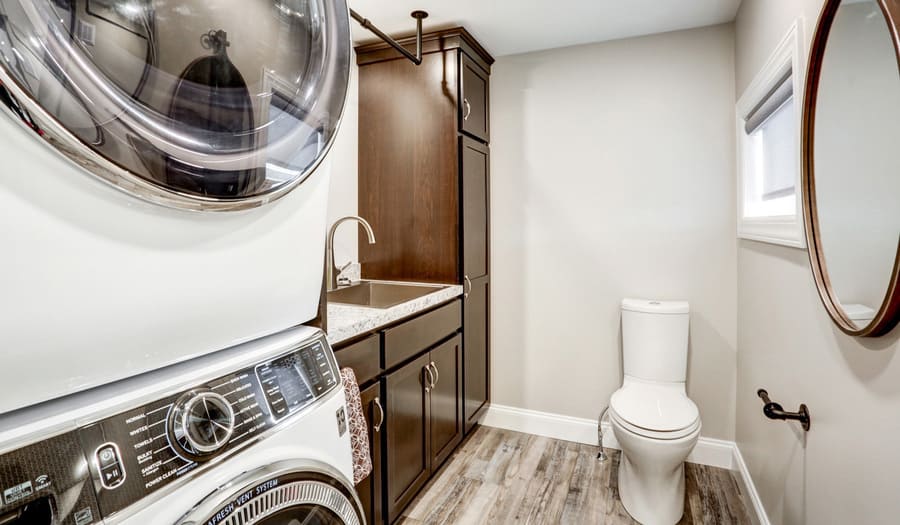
[610, 299, 700, 525]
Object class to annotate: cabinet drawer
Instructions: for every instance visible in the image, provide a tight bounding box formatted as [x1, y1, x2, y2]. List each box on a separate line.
[334, 334, 381, 385]
[384, 300, 462, 369]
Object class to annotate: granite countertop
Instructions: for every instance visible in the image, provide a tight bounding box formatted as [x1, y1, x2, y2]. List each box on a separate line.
[326, 280, 464, 345]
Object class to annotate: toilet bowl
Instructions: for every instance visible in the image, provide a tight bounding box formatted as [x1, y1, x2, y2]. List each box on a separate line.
[610, 380, 700, 525]
[610, 299, 700, 525]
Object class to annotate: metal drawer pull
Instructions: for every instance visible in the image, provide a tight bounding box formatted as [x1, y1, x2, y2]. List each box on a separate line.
[757, 389, 811, 431]
[424, 365, 435, 393]
[429, 362, 439, 387]
[464, 275, 472, 299]
[463, 98, 471, 121]
[373, 396, 384, 432]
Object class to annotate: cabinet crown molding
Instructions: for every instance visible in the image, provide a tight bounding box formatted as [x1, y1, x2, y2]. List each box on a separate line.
[355, 26, 494, 72]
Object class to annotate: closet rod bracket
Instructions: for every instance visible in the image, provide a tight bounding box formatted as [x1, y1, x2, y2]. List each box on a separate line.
[350, 8, 429, 65]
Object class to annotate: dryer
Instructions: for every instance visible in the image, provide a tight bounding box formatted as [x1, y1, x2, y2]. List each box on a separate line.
[0, 0, 352, 414]
[0, 326, 364, 525]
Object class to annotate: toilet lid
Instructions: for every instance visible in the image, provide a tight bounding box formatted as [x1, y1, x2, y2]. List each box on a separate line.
[610, 382, 699, 433]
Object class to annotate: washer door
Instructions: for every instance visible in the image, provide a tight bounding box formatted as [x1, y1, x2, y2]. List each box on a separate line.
[0, 0, 350, 210]
[178, 460, 364, 525]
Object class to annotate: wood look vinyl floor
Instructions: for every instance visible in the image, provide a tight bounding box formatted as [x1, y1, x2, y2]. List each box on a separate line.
[398, 426, 752, 525]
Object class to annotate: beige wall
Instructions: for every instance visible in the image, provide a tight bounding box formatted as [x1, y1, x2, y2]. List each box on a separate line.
[735, 1, 900, 523]
[489, 24, 738, 440]
[326, 57, 360, 267]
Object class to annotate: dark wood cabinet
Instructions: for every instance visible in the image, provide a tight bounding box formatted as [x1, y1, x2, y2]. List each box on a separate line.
[460, 54, 490, 142]
[334, 300, 464, 524]
[383, 353, 431, 523]
[429, 335, 463, 468]
[356, 28, 493, 286]
[357, 382, 384, 525]
[462, 137, 490, 280]
[334, 334, 381, 385]
[464, 278, 489, 433]
[382, 335, 463, 524]
[356, 28, 493, 443]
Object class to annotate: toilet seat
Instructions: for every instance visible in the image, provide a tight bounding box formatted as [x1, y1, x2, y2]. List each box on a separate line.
[610, 407, 701, 440]
[610, 380, 700, 440]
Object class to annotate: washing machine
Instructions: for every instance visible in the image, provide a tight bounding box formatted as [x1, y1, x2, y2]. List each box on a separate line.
[0, 325, 365, 525]
[0, 0, 352, 414]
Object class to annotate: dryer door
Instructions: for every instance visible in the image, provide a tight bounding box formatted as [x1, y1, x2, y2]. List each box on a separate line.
[0, 0, 351, 210]
[178, 460, 364, 525]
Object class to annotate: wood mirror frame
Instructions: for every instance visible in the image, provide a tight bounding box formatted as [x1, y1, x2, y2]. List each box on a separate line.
[802, 0, 900, 337]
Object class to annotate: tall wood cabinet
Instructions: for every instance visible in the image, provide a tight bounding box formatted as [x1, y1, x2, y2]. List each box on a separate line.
[356, 28, 493, 435]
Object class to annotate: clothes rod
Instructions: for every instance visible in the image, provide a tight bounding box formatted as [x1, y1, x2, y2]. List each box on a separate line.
[350, 8, 428, 65]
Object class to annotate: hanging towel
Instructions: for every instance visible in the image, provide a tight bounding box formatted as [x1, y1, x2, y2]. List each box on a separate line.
[340, 367, 373, 485]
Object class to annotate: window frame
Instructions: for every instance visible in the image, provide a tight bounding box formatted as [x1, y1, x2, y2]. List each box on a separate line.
[735, 19, 807, 249]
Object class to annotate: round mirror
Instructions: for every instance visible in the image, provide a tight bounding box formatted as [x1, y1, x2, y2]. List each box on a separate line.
[0, 0, 351, 210]
[803, 0, 900, 336]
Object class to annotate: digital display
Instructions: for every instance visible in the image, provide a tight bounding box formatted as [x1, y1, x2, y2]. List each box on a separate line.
[269, 353, 315, 411]
[256, 342, 337, 421]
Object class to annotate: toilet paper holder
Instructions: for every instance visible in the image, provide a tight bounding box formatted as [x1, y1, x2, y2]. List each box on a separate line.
[757, 389, 811, 431]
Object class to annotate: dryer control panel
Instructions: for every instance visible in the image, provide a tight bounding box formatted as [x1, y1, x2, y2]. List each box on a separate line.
[0, 333, 340, 525]
[77, 336, 339, 518]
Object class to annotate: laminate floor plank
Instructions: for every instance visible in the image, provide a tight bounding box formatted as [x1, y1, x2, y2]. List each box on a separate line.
[397, 426, 751, 525]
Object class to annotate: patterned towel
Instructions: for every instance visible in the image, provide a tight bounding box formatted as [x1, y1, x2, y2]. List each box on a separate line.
[340, 368, 373, 485]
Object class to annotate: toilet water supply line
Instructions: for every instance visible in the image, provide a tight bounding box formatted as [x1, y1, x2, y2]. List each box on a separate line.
[597, 407, 609, 462]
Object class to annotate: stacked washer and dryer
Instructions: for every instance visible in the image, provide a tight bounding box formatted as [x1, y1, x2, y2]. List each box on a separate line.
[0, 0, 362, 523]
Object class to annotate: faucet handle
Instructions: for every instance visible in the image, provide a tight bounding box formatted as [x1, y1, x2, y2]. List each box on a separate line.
[336, 262, 353, 287]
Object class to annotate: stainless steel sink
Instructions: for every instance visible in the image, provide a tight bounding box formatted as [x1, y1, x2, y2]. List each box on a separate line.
[327, 281, 446, 309]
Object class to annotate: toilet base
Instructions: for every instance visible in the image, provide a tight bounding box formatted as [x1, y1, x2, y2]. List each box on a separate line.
[611, 413, 700, 525]
[617, 452, 686, 525]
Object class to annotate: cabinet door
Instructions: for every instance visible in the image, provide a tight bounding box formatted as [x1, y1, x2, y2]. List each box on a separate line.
[459, 53, 490, 142]
[429, 335, 463, 469]
[357, 382, 384, 525]
[462, 137, 489, 281]
[384, 353, 431, 523]
[464, 277, 490, 434]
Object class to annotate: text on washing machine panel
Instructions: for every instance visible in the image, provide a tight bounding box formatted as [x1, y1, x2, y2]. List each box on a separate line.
[74, 335, 339, 520]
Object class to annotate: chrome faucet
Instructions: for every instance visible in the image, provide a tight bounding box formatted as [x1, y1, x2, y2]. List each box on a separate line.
[326, 216, 376, 291]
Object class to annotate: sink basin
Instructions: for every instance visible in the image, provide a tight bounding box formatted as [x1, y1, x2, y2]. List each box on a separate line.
[327, 281, 446, 309]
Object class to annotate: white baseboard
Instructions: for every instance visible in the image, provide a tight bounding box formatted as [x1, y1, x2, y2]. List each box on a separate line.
[482, 403, 733, 469]
[482, 404, 770, 525]
[731, 443, 770, 525]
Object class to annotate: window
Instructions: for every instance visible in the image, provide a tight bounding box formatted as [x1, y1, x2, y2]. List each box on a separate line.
[736, 20, 806, 248]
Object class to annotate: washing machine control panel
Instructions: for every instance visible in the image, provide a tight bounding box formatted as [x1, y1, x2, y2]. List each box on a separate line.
[75, 335, 339, 519]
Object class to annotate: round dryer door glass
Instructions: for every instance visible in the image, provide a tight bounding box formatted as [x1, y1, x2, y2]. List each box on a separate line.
[0, 0, 351, 210]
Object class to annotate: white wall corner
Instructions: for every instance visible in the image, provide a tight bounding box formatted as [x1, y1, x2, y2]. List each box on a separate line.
[731, 443, 771, 525]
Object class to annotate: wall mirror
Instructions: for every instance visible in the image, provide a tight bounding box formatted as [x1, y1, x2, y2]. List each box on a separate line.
[803, 0, 900, 336]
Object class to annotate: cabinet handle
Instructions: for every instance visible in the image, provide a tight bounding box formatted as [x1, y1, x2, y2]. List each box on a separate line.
[464, 275, 472, 299]
[424, 365, 435, 393]
[373, 396, 384, 432]
[463, 98, 471, 121]
[429, 362, 439, 387]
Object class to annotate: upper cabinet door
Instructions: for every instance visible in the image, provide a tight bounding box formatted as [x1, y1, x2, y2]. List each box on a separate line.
[462, 138, 490, 280]
[459, 53, 490, 142]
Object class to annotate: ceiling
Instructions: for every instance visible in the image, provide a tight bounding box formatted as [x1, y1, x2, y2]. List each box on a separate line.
[348, 0, 742, 58]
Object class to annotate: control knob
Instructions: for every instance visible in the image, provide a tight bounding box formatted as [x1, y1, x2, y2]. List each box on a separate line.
[168, 390, 235, 461]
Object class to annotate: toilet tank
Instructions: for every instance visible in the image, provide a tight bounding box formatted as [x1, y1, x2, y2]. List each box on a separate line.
[621, 299, 690, 383]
